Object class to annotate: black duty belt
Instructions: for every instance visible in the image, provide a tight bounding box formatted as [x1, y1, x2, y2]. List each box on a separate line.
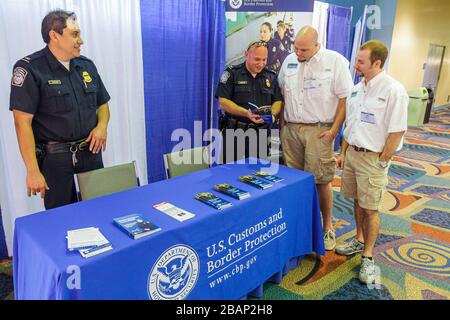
[226, 117, 270, 130]
[352, 145, 377, 153]
[38, 139, 88, 166]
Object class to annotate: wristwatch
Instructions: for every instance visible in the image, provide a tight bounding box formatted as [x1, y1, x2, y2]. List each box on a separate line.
[378, 160, 389, 168]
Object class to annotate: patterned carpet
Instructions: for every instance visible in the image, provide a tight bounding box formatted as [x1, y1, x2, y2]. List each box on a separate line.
[1, 107, 449, 300]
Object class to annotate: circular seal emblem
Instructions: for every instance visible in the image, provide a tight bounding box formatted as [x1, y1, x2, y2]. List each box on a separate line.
[148, 245, 200, 300]
[229, 0, 243, 10]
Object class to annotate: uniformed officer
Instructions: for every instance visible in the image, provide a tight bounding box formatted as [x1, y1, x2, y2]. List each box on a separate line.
[335, 40, 408, 284]
[9, 10, 111, 209]
[274, 21, 294, 53]
[278, 26, 353, 251]
[259, 22, 289, 74]
[215, 40, 283, 163]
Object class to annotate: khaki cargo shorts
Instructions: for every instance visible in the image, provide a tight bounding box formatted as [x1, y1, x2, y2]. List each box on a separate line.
[281, 123, 336, 184]
[340, 146, 389, 211]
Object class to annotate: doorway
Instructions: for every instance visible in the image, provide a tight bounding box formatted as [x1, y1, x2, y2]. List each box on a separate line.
[422, 44, 446, 106]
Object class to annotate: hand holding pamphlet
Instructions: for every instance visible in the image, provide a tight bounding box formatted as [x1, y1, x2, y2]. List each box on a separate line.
[248, 102, 272, 124]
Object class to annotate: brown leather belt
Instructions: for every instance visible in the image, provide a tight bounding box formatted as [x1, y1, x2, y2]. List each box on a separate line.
[288, 122, 333, 128]
[352, 145, 376, 153]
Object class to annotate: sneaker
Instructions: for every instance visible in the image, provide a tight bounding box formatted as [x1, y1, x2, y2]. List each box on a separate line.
[335, 238, 365, 256]
[359, 257, 379, 284]
[323, 230, 336, 251]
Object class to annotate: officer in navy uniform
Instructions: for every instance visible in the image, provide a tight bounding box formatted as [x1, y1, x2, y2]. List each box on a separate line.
[9, 10, 110, 209]
[274, 20, 294, 53]
[259, 22, 289, 74]
[215, 40, 283, 163]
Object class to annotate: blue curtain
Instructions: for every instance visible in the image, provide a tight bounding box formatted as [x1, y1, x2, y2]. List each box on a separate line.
[326, 4, 352, 152]
[326, 4, 353, 60]
[353, 14, 368, 85]
[0, 207, 7, 258]
[140, 0, 225, 182]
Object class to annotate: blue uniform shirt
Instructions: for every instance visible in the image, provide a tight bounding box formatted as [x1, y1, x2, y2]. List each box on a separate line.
[215, 63, 283, 123]
[9, 46, 110, 143]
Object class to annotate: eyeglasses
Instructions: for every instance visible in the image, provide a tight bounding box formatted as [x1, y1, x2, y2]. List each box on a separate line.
[246, 40, 267, 51]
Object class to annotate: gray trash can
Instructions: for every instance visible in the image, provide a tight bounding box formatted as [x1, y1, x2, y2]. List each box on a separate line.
[407, 87, 428, 126]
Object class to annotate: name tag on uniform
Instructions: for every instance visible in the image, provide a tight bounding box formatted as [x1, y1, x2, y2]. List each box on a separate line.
[351, 91, 358, 98]
[304, 79, 317, 90]
[287, 63, 298, 69]
[48, 80, 61, 85]
[361, 112, 376, 124]
[237, 81, 248, 85]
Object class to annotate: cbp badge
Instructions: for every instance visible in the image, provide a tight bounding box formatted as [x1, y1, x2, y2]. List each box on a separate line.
[82, 71, 92, 83]
[265, 79, 271, 88]
[11, 67, 28, 87]
[148, 244, 199, 300]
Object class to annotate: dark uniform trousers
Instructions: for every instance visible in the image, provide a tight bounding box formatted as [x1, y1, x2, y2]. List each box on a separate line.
[39, 147, 103, 209]
[220, 117, 271, 163]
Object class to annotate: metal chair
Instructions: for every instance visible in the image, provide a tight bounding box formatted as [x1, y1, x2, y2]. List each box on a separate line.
[163, 146, 210, 179]
[75, 161, 139, 201]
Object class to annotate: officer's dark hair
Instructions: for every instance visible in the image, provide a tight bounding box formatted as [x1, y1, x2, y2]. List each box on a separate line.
[261, 22, 273, 32]
[360, 40, 388, 69]
[41, 9, 77, 44]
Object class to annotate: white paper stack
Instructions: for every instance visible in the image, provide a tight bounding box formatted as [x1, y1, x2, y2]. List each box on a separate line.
[67, 227, 112, 258]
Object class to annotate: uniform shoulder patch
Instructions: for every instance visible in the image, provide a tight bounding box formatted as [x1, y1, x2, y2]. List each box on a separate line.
[11, 67, 28, 87]
[220, 70, 231, 84]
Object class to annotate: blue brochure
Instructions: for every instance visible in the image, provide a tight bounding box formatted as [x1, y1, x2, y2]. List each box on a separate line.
[113, 214, 161, 239]
[253, 171, 284, 183]
[214, 183, 251, 200]
[239, 175, 273, 190]
[248, 102, 273, 124]
[195, 192, 233, 210]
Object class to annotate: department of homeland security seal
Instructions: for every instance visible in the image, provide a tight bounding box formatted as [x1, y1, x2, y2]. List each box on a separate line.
[148, 245, 200, 300]
[229, 0, 243, 10]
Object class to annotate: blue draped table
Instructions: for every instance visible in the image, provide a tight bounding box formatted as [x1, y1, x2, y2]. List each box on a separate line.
[13, 160, 324, 300]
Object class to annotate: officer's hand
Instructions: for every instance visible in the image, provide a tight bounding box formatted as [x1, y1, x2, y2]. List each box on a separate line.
[26, 170, 49, 199]
[247, 110, 264, 124]
[335, 153, 345, 170]
[86, 124, 107, 154]
[318, 130, 336, 144]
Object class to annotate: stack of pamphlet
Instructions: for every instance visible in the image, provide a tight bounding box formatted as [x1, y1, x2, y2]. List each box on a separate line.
[195, 192, 232, 210]
[253, 171, 284, 183]
[239, 175, 273, 189]
[113, 214, 161, 239]
[66, 227, 112, 258]
[213, 183, 250, 200]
